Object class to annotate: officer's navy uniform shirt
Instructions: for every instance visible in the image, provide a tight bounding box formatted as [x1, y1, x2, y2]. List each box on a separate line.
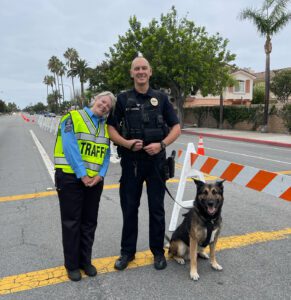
[107, 87, 179, 134]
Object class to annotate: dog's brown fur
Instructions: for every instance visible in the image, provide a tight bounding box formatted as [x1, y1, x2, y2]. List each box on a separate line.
[168, 179, 225, 280]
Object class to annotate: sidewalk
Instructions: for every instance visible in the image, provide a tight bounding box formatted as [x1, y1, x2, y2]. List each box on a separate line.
[182, 127, 291, 148]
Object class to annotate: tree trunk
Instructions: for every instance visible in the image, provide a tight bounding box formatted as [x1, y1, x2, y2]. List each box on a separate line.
[56, 75, 61, 107]
[263, 36, 272, 132]
[71, 77, 76, 100]
[53, 74, 57, 93]
[60, 76, 65, 103]
[170, 83, 184, 127]
[219, 92, 224, 129]
[177, 94, 184, 128]
[81, 81, 84, 108]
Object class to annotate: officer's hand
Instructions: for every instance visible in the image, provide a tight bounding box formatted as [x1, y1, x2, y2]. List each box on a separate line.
[143, 143, 161, 156]
[129, 139, 143, 151]
[81, 175, 93, 187]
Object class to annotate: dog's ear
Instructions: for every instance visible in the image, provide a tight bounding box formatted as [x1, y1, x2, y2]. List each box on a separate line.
[215, 179, 225, 189]
[191, 178, 205, 188]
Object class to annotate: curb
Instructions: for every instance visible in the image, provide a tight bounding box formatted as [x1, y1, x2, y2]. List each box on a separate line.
[182, 129, 291, 148]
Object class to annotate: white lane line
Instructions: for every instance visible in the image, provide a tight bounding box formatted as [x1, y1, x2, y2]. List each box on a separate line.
[177, 137, 291, 151]
[30, 130, 54, 183]
[206, 147, 291, 165]
[174, 142, 291, 165]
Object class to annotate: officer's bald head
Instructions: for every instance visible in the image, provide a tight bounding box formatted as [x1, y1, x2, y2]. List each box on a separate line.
[131, 57, 151, 70]
[130, 56, 152, 91]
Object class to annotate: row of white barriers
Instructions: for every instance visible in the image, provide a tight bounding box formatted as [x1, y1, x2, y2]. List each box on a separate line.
[37, 115, 61, 135]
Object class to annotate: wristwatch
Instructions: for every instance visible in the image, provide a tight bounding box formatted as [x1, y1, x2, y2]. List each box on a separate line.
[160, 141, 166, 151]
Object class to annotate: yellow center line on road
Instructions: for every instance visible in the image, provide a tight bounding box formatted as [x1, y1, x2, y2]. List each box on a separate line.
[0, 191, 57, 203]
[0, 184, 122, 203]
[0, 228, 290, 295]
[0, 177, 217, 204]
[278, 170, 291, 175]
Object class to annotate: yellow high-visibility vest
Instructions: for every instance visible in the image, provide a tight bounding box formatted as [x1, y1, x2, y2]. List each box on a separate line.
[54, 109, 110, 177]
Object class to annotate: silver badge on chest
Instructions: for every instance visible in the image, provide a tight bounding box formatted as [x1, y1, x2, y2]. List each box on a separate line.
[150, 97, 158, 106]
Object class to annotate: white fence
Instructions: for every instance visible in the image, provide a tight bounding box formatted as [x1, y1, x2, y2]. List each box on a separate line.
[37, 115, 61, 135]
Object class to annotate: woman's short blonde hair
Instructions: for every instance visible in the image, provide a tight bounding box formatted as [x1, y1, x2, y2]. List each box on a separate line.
[91, 91, 116, 110]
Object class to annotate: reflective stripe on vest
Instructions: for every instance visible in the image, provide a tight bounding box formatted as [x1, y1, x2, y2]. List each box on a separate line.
[54, 157, 102, 172]
[74, 132, 109, 144]
[78, 110, 106, 137]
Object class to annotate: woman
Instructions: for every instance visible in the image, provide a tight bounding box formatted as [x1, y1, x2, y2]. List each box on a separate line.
[54, 91, 116, 281]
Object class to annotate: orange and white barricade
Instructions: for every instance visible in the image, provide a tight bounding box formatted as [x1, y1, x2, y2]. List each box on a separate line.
[169, 143, 291, 231]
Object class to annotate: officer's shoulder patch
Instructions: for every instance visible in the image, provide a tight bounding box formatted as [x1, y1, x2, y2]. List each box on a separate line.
[64, 117, 73, 132]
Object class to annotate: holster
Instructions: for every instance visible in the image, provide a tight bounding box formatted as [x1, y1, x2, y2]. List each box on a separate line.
[164, 150, 176, 180]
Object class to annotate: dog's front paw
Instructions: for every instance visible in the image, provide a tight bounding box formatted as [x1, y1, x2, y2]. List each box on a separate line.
[211, 262, 223, 271]
[190, 271, 200, 281]
[174, 257, 185, 265]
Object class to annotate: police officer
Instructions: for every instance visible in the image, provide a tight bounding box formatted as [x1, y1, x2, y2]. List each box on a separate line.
[107, 57, 181, 271]
[54, 91, 116, 281]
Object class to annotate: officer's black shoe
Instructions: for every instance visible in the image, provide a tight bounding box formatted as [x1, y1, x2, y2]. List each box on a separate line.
[80, 264, 97, 277]
[114, 255, 135, 271]
[154, 255, 167, 270]
[67, 269, 82, 281]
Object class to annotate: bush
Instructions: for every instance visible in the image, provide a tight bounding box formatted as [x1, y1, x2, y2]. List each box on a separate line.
[247, 105, 264, 130]
[190, 106, 209, 127]
[184, 105, 279, 130]
[280, 104, 291, 133]
[209, 106, 220, 128]
[270, 70, 291, 103]
[252, 85, 265, 104]
[222, 106, 250, 128]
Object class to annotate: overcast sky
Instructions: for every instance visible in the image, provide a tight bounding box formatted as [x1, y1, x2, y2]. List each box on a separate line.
[1, 0, 290, 109]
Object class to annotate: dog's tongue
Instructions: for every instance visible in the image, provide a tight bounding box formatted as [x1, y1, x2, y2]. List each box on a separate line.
[208, 207, 216, 215]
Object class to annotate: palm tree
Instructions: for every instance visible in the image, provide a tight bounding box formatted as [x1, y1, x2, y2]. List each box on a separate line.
[64, 48, 79, 99]
[43, 75, 49, 97]
[57, 61, 67, 102]
[43, 75, 55, 97]
[68, 58, 90, 107]
[239, 0, 291, 131]
[48, 56, 63, 106]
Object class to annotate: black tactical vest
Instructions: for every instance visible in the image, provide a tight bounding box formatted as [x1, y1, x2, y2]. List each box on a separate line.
[121, 90, 169, 145]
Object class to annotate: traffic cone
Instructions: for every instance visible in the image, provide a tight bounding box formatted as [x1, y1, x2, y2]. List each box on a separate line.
[197, 136, 205, 155]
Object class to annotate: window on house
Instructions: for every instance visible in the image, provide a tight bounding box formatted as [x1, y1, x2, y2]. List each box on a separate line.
[234, 80, 245, 93]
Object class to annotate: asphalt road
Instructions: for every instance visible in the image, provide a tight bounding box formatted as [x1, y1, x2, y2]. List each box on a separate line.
[0, 114, 290, 300]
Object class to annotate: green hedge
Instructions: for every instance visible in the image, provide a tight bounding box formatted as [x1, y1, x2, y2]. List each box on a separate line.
[185, 105, 269, 130]
[280, 104, 291, 133]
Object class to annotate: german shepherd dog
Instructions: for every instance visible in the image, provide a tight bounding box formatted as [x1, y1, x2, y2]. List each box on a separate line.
[168, 179, 225, 280]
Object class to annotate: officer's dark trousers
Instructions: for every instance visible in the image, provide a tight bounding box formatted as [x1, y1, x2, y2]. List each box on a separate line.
[55, 169, 103, 270]
[119, 154, 166, 257]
